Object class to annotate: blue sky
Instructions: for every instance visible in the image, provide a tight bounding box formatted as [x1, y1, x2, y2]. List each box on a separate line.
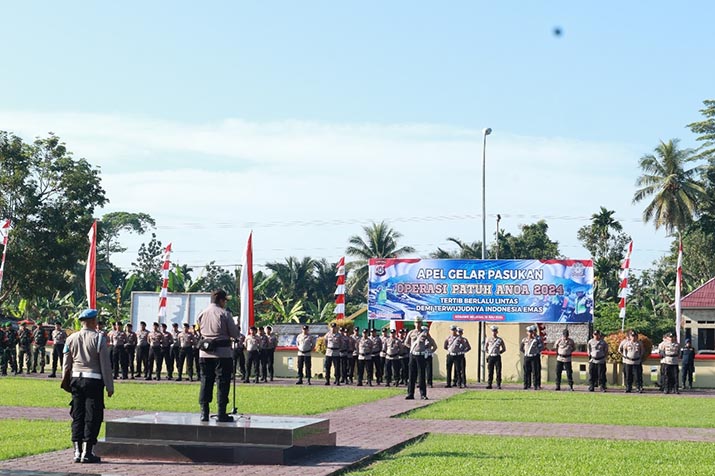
[1, 1, 713, 273]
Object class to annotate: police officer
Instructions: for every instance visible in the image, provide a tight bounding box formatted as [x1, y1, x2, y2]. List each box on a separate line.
[135, 321, 150, 378]
[379, 328, 389, 385]
[0, 324, 7, 375]
[106, 323, 116, 371]
[233, 326, 246, 380]
[398, 328, 409, 385]
[681, 338, 695, 389]
[485, 325, 506, 390]
[197, 290, 239, 422]
[193, 324, 202, 380]
[384, 328, 401, 386]
[619, 329, 643, 393]
[263, 325, 277, 382]
[348, 327, 359, 384]
[257, 326, 269, 382]
[17, 322, 32, 374]
[356, 328, 373, 386]
[160, 323, 174, 379]
[658, 332, 680, 394]
[147, 322, 163, 380]
[49, 322, 68, 378]
[370, 328, 382, 385]
[554, 328, 575, 391]
[405, 324, 437, 400]
[112, 323, 128, 379]
[456, 328, 471, 388]
[3, 322, 18, 375]
[520, 325, 543, 390]
[587, 329, 608, 392]
[339, 327, 350, 384]
[171, 322, 181, 376]
[177, 322, 196, 381]
[62, 309, 114, 464]
[124, 323, 137, 380]
[324, 323, 341, 385]
[444, 325, 459, 388]
[244, 326, 261, 384]
[296, 325, 315, 385]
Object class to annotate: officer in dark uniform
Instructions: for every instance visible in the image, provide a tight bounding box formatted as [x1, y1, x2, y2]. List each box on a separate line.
[49, 321, 68, 378]
[681, 338, 695, 389]
[62, 309, 114, 464]
[18, 322, 32, 373]
[0, 324, 7, 375]
[196, 290, 239, 422]
[3, 322, 18, 375]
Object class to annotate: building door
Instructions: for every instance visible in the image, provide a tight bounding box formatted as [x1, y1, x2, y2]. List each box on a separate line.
[698, 328, 715, 351]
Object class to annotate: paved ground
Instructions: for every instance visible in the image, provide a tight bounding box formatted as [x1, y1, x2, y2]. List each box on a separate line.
[2, 378, 715, 476]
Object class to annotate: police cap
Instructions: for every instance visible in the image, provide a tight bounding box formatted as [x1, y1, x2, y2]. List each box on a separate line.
[79, 309, 98, 320]
[490, 325, 499, 332]
[450, 325, 458, 331]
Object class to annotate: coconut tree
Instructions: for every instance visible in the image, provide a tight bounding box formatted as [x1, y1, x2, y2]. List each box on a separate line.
[633, 139, 706, 234]
[346, 221, 415, 295]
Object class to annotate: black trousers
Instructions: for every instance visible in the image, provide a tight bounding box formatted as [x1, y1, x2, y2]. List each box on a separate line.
[407, 354, 427, 398]
[178, 347, 194, 378]
[126, 346, 136, 376]
[70, 377, 105, 444]
[400, 357, 409, 384]
[425, 355, 433, 386]
[233, 348, 246, 378]
[357, 358, 373, 385]
[373, 355, 383, 383]
[524, 355, 541, 388]
[51, 344, 64, 375]
[446, 354, 456, 386]
[246, 350, 260, 381]
[555, 360, 573, 388]
[194, 347, 201, 378]
[347, 356, 355, 380]
[385, 358, 399, 384]
[266, 349, 275, 379]
[663, 364, 678, 392]
[18, 346, 32, 373]
[454, 355, 465, 387]
[136, 345, 149, 376]
[487, 355, 502, 386]
[623, 363, 642, 391]
[113, 346, 128, 378]
[171, 346, 181, 373]
[297, 355, 311, 381]
[589, 362, 607, 389]
[32, 345, 46, 372]
[340, 355, 349, 382]
[148, 346, 162, 377]
[162, 347, 173, 377]
[324, 355, 341, 383]
[682, 362, 694, 388]
[199, 358, 232, 408]
[259, 350, 268, 381]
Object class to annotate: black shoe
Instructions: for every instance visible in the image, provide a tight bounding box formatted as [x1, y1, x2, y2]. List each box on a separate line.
[200, 404, 209, 422]
[217, 413, 234, 422]
[555, 386, 560, 391]
[48, 374, 56, 378]
[176, 377, 182, 382]
[638, 388, 644, 393]
[421, 395, 429, 400]
[296, 380, 303, 384]
[445, 384, 452, 388]
[497, 385, 502, 390]
[588, 387, 594, 392]
[405, 395, 415, 400]
[325, 381, 330, 386]
[357, 382, 363, 386]
[73, 442, 81, 463]
[80, 442, 101, 464]
[307, 379, 311, 385]
[486, 385, 492, 389]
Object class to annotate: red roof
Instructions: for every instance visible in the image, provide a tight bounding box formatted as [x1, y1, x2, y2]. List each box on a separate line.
[681, 277, 715, 308]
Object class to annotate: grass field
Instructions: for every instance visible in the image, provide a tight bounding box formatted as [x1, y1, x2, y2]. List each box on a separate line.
[403, 390, 715, 428]
[346, 433, 715, 476]
[0, 377, 402, 415]
[0, 420, 71, 461]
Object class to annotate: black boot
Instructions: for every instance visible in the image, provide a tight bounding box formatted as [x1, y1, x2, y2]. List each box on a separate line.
[200, 403, 210, 422]
[217, 405, 234, 422]
[307, 378, 311, 385]
[73, 441, 81, 463]
[80, 442, 101, 463]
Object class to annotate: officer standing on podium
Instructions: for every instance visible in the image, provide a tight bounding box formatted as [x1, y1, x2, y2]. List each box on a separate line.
[62, 309, 114, 464]
[196, 290, 239, 422]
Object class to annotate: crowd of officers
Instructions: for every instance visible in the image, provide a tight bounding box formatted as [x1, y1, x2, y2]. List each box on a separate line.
[0, 318, 700, 395]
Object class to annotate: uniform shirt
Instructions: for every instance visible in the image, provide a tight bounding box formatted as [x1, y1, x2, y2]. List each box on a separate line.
[357, 337, 373, 359]
[681, 347, 695, 366]
[659, 341, 679, 365]
[63, 328, 114, 393]
[148, 330, 163, 347]
[6, 329, 17, 346]
[339, 334, 349, 356]
[137, 329, 150, 346]
[196, 303, 239, 359]
[0, 329, 6, 348]
[265, 334, 278, 350]
[114, 330, 128, 347]
[520, 336, 543, 357]
[370, 335, 382, 356]
[52, 329, 67, 346]
[385, 336, 402, 359]
[234, 333, 245, 351]
[245, 334, 261, 352]
[457, 336, 472, 355]
[324, 331, 341, 357]
[171, 329, 181, 347]
[379, 334, 389, 357]
[178, 331, 195, 348]
[351, 334, 360, 357]
[587, 338, 608, 364]
[485, 336, 506, 357]
[555, 337, 575, 362]
[619, 339, 643, 365]
[444, 334, 458, 351]
[125, 331, 138, 347]
[160, 330, 173, 347]
[18, 329, 32, 348]
[32, 328, 48, 346]
[405, 330, 437, 355]
[296, 333, 315, 356]
[107, 329, 117, 347]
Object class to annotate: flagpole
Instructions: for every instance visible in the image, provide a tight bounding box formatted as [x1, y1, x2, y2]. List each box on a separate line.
[240, 231, 254, 333]
[618, 241, 633, 332]
[334, 257, 346, 321]
[675, 234, 683, 343]
[0, 219, 11, 294]
[158, 243, 172, 323]
[85, 221, 98, 309]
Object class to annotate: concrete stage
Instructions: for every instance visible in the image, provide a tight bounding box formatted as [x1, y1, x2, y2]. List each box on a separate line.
[95, 412, 336, 464]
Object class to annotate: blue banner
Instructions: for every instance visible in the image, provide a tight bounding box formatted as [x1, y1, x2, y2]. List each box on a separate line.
[368, 258, 594, 323]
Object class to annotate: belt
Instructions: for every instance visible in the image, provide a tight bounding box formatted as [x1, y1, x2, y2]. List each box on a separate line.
[488, 354, 501, 357]
[72, 371, 102, 380]
[558, 353, 571, 357]
[526, 354, 539, 357]
[449, 353, 459, 356]
[411, 352, 427, 356]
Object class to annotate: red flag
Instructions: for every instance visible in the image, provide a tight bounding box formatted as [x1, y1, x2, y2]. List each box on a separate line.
[240, 232, 254, 332]
[85, 220, 98, 309]
[675, 237, 683, 342]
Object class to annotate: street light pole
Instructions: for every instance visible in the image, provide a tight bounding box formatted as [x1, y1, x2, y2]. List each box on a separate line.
[481, 128, 492, 260]
[496, 214, 501, 259]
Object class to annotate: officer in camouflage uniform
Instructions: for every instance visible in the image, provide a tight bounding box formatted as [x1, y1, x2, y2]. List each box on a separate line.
[323, 323, 341, 385]
[31, 322, 48, 373]
[3, 322, 18, 375]
[124, 323, 137, 379]
[0, 324, 7, 375]
[18, 322, 32, 374]
[49, 322, 68, 378]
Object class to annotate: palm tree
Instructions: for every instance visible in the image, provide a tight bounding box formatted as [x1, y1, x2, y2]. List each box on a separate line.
[264, 256, 316, 302]
[346, 221, 415, 295]
[590, 207, 622, 242]
[633, 139, 706, 234]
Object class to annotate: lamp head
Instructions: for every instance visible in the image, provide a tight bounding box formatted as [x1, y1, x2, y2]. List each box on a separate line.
[483, 127, 492, 136]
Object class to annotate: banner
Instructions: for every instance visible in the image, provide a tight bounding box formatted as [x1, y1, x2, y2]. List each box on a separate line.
[368, 258, 594, 323]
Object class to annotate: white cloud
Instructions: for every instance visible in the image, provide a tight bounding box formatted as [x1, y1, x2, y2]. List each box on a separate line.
[0, 110, 671, 271]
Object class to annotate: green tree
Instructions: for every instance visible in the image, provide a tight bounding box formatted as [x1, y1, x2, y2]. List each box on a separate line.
[687, 99, 715, 161]
[492, 220, 560, 259]
[346, 222, 415, 295]
[0, 132, 107, 302]
[98, 211, 155, 262]
[265, 257, 316, 302]
[633, 139, 705, 234]
[131, 233, 164, 291]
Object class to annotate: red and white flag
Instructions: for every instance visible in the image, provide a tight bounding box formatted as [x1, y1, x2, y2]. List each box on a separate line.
[0, 219, 11, 293]
[618, 240, 633, 324]
[675, 237, 684, 343]
[157, 243, 172, 321]
[85, 220, 98, 309]
[334, 257, 345, 320]
[239, 232, 254, 333]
